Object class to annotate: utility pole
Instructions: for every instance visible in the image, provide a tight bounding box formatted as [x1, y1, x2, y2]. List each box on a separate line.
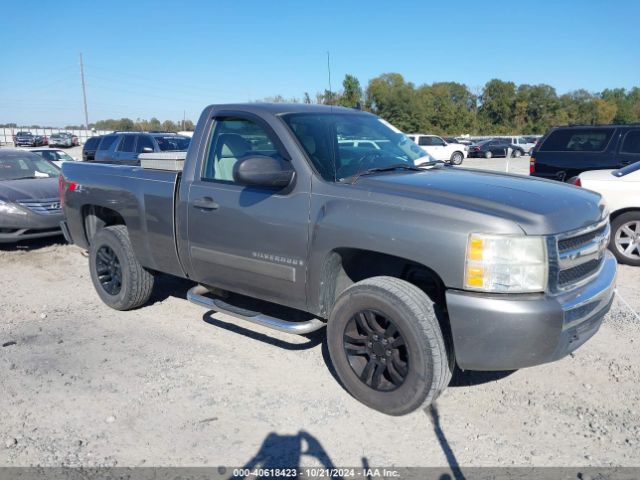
[183, 110, 186, 131]
[326, 51, 333, 105]
[79, 53, 90, 130]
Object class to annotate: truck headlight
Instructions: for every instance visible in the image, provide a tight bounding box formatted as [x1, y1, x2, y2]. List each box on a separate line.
[464, 233, 547, 293]
[0, 200, 28, 216]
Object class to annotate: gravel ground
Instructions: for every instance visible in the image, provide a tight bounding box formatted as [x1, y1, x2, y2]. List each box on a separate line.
[0, 150, 639, 468]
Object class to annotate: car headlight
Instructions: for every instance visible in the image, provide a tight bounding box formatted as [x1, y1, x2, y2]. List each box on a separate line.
[464, 233, 547, 293]
[0, 200, 28, 216]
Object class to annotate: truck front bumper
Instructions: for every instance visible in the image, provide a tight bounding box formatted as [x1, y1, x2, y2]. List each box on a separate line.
[445, 251, 617, 371]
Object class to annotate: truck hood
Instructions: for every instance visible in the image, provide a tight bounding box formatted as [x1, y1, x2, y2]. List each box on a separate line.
[356, 167, 605, 235]
[0, 177, 60, 202]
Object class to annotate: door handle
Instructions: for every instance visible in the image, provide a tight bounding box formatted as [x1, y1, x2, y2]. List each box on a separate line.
[192, 197, 219, 210]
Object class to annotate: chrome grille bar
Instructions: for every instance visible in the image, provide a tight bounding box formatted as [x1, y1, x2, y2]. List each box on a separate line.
[16, 198, 62, 215]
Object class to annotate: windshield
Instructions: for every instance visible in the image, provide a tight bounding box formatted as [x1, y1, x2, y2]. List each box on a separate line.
[282, 113, 430, 181]
[0, 153, 60, 180]
[154, 136, 190, 151]
[33, 150, 74, 162]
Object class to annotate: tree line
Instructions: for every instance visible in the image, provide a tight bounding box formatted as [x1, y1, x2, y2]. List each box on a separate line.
[87, 117, 195, 132]
[0, 118, 195, 132]
[266, 74, 640, 135]
[4, 74, 638, 135]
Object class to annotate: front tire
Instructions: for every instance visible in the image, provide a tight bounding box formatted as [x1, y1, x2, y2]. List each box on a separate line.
[327, 276, 452, 416]
[450, 151, 464, 165]
[89, 225, 155, 310]
[484, 151, 492, 159]
[609, 212, 640, 266]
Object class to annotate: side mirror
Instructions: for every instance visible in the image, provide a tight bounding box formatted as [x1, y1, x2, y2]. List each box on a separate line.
[233, 155, 294, 188]
[142, 146, 154, 153]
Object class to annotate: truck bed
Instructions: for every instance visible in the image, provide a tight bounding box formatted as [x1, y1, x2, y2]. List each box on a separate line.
[62, 162, 185, 277]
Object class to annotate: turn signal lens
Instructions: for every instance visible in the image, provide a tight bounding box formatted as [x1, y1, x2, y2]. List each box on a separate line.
[464, 233, 548, 293]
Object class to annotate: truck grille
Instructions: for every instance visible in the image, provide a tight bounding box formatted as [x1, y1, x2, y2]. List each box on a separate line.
[16, 198, 62, 215]
[550, 219, 610, 293]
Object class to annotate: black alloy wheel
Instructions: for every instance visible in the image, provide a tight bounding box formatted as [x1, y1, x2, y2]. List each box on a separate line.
[343, 309, 409, 391]
[95, 245, 122, 295]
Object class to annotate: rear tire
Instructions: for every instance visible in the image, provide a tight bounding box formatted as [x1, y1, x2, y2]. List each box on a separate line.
[609, 212, 640, 266]
[89, 225, 155, 310]
[327, 276, 452, 416]
[512, 149, 522, 158]
[484, 151, 492, 159]
[450, 151, 464, 165]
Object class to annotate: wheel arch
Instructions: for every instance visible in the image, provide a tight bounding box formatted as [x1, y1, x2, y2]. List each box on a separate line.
[81, 204, 126, 245]
[316, 248, 453, 353]
[318, 248, 447, 314]
[610, 207, 640, 221]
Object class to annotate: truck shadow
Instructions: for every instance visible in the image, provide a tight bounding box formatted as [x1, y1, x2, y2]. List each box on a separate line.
[148, 274, 195, 304]
[202, 311, 323, 351]
[234, 430, 342, 477]
[449, 368, 516, 387]
[155, 275, 515, 387]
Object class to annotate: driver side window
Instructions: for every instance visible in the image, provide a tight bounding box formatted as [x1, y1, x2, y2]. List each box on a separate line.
[202, 117, 281, 182]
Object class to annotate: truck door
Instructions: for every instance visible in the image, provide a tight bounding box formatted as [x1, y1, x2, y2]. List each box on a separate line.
[185, 115, 310, 310]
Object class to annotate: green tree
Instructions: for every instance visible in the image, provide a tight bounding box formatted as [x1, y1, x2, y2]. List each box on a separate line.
[601, 88, 636, 124]
[149, 117, 162, 131]
[162, 120, 178, 132]
[317, 89, 341, 105]
[516, 84, 559, 133]
[339, 74, 362, 108]
[478, 79, 517, 133]
[416, 82, 476, 134]
[365, 73, 421, 132]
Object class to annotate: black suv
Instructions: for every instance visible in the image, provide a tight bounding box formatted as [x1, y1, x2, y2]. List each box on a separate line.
[531, 125, 640, 181]
[92, 132, 191, 165]
[82, 136, 102, 161]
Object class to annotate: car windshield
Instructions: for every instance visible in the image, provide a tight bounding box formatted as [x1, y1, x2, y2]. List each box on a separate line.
[33, 150, 74, 162]
[0, 153, 60, 180]
[282, 113, 430, 181]
[154, 136, 190, 151]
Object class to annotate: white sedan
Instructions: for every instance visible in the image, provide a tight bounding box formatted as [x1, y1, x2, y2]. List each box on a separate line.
[30, 148, 79, 168]
[574, 162, 640, 265]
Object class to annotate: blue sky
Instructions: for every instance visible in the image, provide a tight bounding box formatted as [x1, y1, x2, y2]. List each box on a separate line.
[1, 0, 638, 126]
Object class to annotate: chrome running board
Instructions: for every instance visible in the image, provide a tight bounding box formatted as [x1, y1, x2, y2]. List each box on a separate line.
[187, 285, 326, 335]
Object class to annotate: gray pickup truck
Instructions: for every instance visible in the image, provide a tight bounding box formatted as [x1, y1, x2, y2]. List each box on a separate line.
[60, 104, 616, 415]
